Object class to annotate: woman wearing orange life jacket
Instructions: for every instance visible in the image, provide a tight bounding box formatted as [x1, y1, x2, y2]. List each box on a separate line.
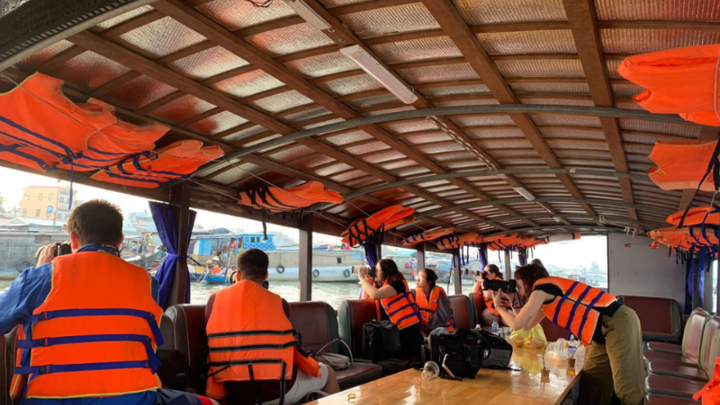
[358, 259, 423, 358]
[494, 264, 644, 405]
[415, 269, 455, 335]
[470, 264, 516, 326]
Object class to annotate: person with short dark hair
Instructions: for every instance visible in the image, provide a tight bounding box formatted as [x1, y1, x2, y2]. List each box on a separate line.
[359, 258, 423, 358]
[415, 269, 455, 335]
[493, 264, 644, 405]
[0, 200, 215, 405]
[204, 249, 339, 405]
[530, 258, 544, 268]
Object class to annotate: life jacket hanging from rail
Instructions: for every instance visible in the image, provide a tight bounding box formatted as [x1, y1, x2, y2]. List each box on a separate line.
[435, 233, 482, 250]
[237, 181, 343, 212]
[342, 204, 415, 247]
[402, 228, 454, 247]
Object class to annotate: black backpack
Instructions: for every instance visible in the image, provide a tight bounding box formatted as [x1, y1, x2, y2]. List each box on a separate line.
[473, 329, 514, 369]
[362, 320, 402, 362]
[427, 329, 482, 379]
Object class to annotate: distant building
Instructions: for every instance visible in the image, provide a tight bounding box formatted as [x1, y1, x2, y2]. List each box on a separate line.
[0, 217, 66, 232]
[19, 186, 78, 221]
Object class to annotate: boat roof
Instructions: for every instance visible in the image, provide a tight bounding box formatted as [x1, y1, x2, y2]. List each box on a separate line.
[0, 0, 716, 245]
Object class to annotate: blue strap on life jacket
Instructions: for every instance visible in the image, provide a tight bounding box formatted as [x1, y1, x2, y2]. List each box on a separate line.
[577, 290, 606, 341]
[552, 281, 579, 325]
[0, 143, 49, 169]
[16, 360, 152, 377]
[678, 141, 720, 228]
[563, 285, 593, 333]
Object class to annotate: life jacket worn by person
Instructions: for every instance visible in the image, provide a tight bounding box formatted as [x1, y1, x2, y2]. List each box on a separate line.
[483, 292, 512, 317]
[374, 279, 421, 330]
[533, 277, 618, 346]
[10, 252, 164, 399]
[205, 280, 320, 400]
[415, 287, 455, 332]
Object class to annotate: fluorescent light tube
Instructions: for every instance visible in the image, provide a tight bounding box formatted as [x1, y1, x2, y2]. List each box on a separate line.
[283, 0, 332, 31]
[513, 186, 536, 201]
[340, 45, 418, 104]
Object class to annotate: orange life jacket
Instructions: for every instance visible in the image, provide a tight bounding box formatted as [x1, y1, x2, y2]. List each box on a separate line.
[237, 181, 342, 212]
[435, 233, 482, 250]
[341, 204, 415, 247]
[667, 206, 720, 227]
[534, 277, 618, 346]
[402, 228, 455, 247]
[415, 287, 455, 332]
[482, 291, 512, 317]
[618, 45, 720, 126]
[205, 280, 320, 400]
[648, 140, 719, 192]
[375, 279, 421, 330]
[647, 226, 719, 251]
[90, 140, 224, 189]
[10, 252, 163, 399]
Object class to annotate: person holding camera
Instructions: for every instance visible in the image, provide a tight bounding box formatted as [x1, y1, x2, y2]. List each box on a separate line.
[415, 269, 455, 335]
[358, 259, 423, 358]
[204, 249, 339, 404]
[0, 200, 218, 405]
[470, 264, 517, 326]
[492, 264, 644, 405]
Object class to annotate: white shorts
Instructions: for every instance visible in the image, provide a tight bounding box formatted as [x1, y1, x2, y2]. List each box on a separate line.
[263, 363, 329, 405]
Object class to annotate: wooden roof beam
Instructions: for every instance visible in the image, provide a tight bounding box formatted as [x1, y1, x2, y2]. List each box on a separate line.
[422, 0, 601, 225]
[562, 0, 638, 222]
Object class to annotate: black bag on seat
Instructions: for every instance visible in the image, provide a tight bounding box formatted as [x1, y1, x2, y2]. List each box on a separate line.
[156, 349, 194, 391]
[427, 329, 482, 379]
[362, 320, 402, 362]
[473, 329, 513, 369]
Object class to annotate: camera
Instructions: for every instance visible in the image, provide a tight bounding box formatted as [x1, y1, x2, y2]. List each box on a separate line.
[34, 242, 72, 263]
[482, 279, 517, 294]
[351, 265, 376, 278]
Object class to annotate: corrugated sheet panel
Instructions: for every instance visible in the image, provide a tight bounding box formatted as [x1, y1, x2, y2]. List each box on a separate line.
[94, 5, 155, 31]
[520, 98, 595, 107]
[333, 170, 372, 184]
[244, 23, 334, 57]
[454, 0, 567, 24]
[621, 132, 675, 145]
[415, 142, 466, 154]
[222, 125, 268, 144]
[167, 46, 249, 80]
[606, 59, 622, 79]
[420, 84, 490, 98]
[381, 119, 437, 134]
[52, 51, 131, 92]
[379, 158, 418, 170]
[450, 115, 516, 127]
[281, 107, 333, 124]
[561, 159, 614, 169]
[371, 37, 461, 64]
[364, 106, 415, 116]
[626, 153, 653, 163]
[600, 29, 720, 54]
[394, 167, 431, 177]
[340, 3, 439, 39]
[323, 130, 374, 146]
[188, 111, 248, 136]
[118, 16, 206, 59]
[345, 141, 391, 155]
[313, 162, 353, 177]
[197, 0, 295, 31]
[511, 82, 590, 94]
[240, 133, 282, 148]
[17, 40, 74, 70]
[431, 152, 475, 161]
[540, 127, 606, 140]
[196, 159, 233, 179]
[318, 0, 372, 7]
[290, 154, 336, 171]
[302, 117, 345, 129]
[488, 149, 540, 158]
[250, 90, 313, 114]
[554, 149, 611, 159]
[149, 94, 215, 124]
[104, 75, 177, 110]
[477, 30, 576, 55]
[267, 145, 315, 163]
[496, 59, 585, 77]
[595, 0, 720, 22]
[624, 143, 654, 155]
[397, 63, 480, 84]
[530, 114, 602, 127]
[477, 139, 533, 149]
[212, 70, 284, 98]
[499, 159, 546, 166]
[433, 99, 500, 108]
[346, 94, 398, 109]
[611, 83, 643, 97]
[212, 163, 261, 186]
[443, 161, 486, 170]
[402, 132, 452, 145]
[615, 101, 644, 111]
[464, 128, 525, 139]
[316, 73, 383, 96]
[284, 51, 358, 78]
[618, 119, 701, 137]
[362, 150, 407, 164]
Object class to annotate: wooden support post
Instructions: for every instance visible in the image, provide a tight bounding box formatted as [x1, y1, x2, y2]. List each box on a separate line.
[167, 181, 190, 308]
[416, 242, 426, 271]
[299, 213, 313, 302]
[453, 251, 462, 295]
[504, 250, 512, 280]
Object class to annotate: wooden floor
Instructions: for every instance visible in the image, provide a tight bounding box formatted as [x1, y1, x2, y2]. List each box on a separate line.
[306, 347, 580, 405]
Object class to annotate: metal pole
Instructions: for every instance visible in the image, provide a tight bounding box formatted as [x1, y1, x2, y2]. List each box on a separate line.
[167, 181, 190, 308]
[453, 251, 462, 295]
[504, 250, 512, 281]
[299, 214, 313, 302]
[416, 242, 426, 271]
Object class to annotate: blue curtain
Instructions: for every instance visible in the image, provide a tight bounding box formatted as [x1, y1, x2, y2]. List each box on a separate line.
[359, 243, 380, 298]
[150, 201, 197, 308]
[685, 255, 695, 314]
[519, 248, 527, 266]
[478, 243, 488, 269]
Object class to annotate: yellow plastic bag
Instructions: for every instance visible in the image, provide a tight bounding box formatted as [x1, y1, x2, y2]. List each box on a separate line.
[509, 324, 548, 350]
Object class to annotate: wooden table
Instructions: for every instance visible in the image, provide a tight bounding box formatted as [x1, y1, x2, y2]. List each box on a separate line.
[305, 347, 581, 405]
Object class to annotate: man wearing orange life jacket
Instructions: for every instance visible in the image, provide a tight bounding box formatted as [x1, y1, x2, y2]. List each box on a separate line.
[0, 200, 216, 405]
[359, 259, 423, 358]
[204, 249, 339, 405]
[493, 264, 644, 405]
[414, 269, 455, 334]
[470, 264, 517, 326]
